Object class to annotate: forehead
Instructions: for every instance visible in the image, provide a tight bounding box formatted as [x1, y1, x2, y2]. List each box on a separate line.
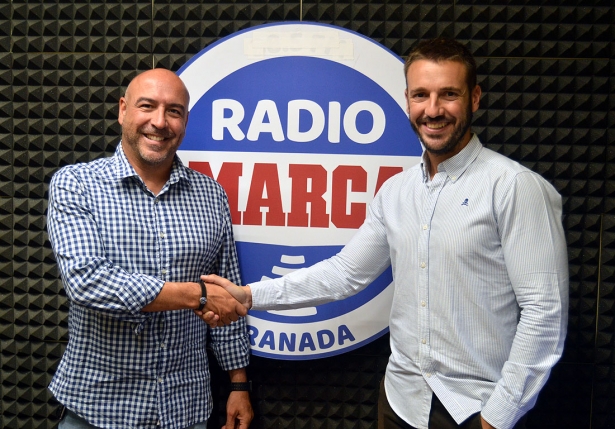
[406, 59, 468, 90]
[127, 74, 188, 106]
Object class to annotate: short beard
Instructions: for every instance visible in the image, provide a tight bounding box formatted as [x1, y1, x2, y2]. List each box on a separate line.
[411, 103, 473, 156]
[123, 128, 176, 166]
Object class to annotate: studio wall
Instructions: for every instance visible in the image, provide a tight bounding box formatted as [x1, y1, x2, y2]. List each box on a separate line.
[0, 1, 613, 428]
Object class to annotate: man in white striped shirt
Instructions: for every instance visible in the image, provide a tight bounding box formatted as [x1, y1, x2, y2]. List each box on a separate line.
[201, 38, 568, 429]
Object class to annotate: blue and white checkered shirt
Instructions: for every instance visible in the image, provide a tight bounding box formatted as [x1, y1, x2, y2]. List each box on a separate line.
[47, 143, 250, 429]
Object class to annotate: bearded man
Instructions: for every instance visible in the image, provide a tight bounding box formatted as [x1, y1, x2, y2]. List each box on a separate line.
[203, 38, 568, 429]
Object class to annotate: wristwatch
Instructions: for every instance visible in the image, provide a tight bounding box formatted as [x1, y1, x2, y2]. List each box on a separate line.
[230, 381, 252, 392]
[197, 279, 207, 311]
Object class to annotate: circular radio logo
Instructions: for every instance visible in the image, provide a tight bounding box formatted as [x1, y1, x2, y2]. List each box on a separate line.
[177, 22, 421, 359]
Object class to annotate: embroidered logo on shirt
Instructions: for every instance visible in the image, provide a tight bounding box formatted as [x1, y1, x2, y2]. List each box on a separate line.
[461, 198, 469, 206]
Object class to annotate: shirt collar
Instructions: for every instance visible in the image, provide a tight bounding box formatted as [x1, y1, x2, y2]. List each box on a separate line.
[114, 142, 191, 187]
[420, 134, 483, 183]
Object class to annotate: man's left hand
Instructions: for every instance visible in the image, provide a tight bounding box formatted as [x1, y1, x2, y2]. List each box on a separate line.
[481, 415, 496, 429]
[223, 391, 253, 429]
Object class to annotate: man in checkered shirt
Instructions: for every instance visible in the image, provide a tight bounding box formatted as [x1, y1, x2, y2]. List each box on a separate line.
[47, 69, 253, 429]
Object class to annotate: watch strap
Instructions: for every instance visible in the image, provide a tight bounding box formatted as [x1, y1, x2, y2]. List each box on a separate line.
[229, 381, 252, 392]
[197, 279, 207, 311]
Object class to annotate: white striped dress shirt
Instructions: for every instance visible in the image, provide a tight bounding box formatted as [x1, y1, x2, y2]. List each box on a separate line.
[251, 135, 568, 429]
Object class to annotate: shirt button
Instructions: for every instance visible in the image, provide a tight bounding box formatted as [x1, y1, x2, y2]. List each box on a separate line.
[158, 377, 163, 383]
[160, 232, 166, 238]
[421, 301, 426, 307]
[160, 343, 165, 348]
[161, 269, 167, 275]
[421, 338, 426, 344]
[422, 224, 428, 230]
[451, 176, 457, 181]
[154, 199, 159, 204]
[420, 262, 426, 268]
[425, 373, 431, 378]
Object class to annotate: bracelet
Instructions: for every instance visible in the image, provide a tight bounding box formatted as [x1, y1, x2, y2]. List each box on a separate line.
[229, 381, 252, 392]
[197, 279, 207, 311]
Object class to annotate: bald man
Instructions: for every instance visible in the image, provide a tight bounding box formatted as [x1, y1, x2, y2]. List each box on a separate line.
[48, 69, 253, 429]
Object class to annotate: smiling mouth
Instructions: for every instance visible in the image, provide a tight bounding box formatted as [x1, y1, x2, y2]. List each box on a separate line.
[144, 134, 167, 142]
[424, 122, 448, 130]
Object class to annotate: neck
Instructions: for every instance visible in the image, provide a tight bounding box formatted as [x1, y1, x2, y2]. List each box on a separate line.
[425, 132, 473, 179]
[136, 165, 171, 196]
[126, 153, 173, 196]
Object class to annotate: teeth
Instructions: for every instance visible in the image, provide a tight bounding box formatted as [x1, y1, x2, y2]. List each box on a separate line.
[145, 134, 165, 141]
[426, 123, 447, 130]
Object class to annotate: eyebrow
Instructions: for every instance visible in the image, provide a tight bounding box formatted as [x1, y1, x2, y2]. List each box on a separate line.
[134, 97, 186, 112]
[409, 86, 466, 95]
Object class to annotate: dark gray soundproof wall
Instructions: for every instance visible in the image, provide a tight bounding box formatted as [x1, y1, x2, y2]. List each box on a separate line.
[0, 1, 613, 428]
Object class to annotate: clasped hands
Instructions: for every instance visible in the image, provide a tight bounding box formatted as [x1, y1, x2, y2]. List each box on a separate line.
[194, 275, 252, 328]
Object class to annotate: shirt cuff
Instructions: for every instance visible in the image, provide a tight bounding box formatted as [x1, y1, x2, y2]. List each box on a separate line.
[250, 279, 281, 310]
[119, 275, 165, 314]
[482, 386, 525, 429]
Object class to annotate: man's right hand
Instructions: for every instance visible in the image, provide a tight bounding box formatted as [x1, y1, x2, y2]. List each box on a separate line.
[142, 279, 245, 328]
[195, 274, 252, 327]
[204, 274, 252, 309]
[194, 275, 252, 327]
[194, 276, 249, 327]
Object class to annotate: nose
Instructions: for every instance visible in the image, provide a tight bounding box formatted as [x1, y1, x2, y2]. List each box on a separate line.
[150, 106, 167, 129]
[424, 94, 442, 118]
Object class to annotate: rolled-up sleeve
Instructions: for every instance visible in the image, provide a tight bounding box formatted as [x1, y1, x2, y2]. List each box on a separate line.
[48, 167, 163, 322]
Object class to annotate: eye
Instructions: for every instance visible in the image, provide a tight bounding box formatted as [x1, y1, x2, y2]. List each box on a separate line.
[442, 91, 460, 100]
[168, 108, 183, 117]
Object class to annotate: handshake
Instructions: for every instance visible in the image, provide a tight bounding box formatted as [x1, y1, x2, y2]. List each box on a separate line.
[194, 275, 254, 327]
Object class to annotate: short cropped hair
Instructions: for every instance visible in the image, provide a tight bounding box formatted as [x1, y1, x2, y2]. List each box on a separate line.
[404, 38, 477, 91]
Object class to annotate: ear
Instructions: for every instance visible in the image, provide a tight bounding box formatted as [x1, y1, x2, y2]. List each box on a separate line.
[404, 88, 410, 115]
[118, 97, 127, 125]
[471, 85, 481, 113]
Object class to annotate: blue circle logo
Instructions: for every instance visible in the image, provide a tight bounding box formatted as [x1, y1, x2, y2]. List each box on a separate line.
[178, 22, 421, 359]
